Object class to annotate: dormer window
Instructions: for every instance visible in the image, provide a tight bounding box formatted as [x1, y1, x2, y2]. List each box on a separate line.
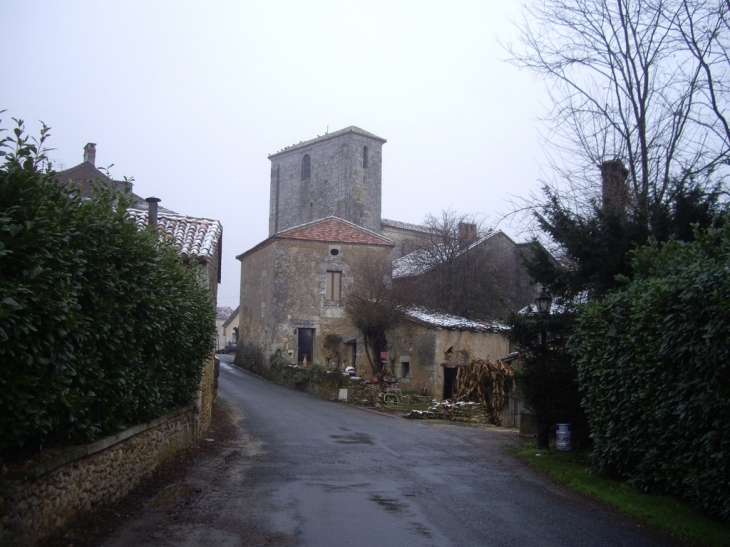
[301, 154, 311, 180]
[363, 146, 368, 169]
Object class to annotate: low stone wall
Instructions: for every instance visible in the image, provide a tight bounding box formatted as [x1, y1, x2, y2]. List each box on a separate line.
[0, 405, 200, 547]
[345, 378, 382, 405]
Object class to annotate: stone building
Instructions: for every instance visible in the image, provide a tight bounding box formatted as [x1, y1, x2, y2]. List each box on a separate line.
[370, 306, 511, 397]
[268, 126, 386, 236]
[238, 126, 540, 398]
[237, 216, 394, 365]
[380, 218, 434, 260]
[392, 229, 537, 318]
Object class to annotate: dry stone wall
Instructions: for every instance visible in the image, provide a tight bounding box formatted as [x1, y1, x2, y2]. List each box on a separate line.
[1, 401, 206, 547]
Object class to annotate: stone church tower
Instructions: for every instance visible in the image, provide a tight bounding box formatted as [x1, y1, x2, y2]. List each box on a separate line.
[268, 126, 386, 235]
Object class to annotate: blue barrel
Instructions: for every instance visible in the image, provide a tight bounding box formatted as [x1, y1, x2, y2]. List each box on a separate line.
[556, 423, 573, 452]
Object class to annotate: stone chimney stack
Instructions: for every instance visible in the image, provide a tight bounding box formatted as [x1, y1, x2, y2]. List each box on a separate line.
[83, 143, 97, 166]
[145, 197, 161, 227]
[601, 159, 629, 211]
[458, 222, 477, 248]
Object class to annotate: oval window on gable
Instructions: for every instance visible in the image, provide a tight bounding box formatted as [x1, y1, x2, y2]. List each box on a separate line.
[301, 154, 311, 180]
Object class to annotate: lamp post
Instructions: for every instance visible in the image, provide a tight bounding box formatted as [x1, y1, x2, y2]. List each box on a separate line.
[535, 287, 552, 450]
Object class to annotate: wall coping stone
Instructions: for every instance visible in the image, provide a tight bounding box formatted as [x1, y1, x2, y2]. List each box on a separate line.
[3, 405, 194, 484]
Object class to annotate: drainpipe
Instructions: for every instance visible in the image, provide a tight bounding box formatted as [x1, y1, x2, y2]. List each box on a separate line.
[145, 197, 161, 226]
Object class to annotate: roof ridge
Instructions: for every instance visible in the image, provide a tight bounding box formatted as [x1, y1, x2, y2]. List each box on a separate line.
[268, 126, 386, 159]
[277, 216, 395, 245]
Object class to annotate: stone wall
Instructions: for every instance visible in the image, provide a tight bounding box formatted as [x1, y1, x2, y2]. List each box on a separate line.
[196, 353, 218, 433]
[345, 377, 383, 405]
[0, 406, 199, 547]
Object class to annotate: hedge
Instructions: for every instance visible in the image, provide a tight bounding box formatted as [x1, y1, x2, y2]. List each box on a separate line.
[0, 123, 214, 464]
[572, 222, 730, 520]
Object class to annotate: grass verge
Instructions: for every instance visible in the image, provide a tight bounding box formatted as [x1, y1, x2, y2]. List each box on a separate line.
[506, 444, 730, 547]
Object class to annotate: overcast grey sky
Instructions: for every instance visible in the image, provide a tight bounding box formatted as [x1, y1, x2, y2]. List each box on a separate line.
[0, 0, 548, 309]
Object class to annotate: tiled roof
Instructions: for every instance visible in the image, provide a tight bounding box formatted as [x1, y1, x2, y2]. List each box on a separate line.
[236, 216, 395, 261]
[54, 162, 132, 196]
[127, 209, 222, 263]
[268, 126, 386, 159]
[381, 218, 432, 234]
[403, 306, 509, 333]
[277, 217, 395, 246]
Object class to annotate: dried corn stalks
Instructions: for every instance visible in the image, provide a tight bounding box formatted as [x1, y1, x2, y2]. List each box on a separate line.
[453, 358, 514, 425]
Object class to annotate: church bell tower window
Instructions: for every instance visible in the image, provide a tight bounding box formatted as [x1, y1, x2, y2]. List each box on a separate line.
[301, 154, 311, 180]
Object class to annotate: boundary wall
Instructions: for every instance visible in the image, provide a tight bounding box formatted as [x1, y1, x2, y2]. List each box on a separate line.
[0, 356, 219, 547]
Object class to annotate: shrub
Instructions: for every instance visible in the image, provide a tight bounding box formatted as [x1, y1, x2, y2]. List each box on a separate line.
[572, 221, 730, 520]
[0, 121, 214, 464]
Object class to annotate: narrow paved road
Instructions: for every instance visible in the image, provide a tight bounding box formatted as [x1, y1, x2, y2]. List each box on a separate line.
[105, 359, 679, 547]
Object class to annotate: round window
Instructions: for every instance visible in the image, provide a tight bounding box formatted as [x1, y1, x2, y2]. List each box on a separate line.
[330, 248, 339, 256]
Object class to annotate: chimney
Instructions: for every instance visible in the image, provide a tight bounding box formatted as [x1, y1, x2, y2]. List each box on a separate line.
[600, 159, 629, 211]
[145, 197, 161, 227]
[83, 143, 97, 166]
[458, 222, 477, 248]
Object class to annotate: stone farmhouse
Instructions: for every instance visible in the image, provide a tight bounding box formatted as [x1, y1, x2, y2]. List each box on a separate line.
[237, 126, 537, 399]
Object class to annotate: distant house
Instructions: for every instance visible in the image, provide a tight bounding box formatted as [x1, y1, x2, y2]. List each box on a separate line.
[54, 142, 178, 211]
[53, 143, 134, 198]
[221, 306, 240, 347]
[236, 216, 395, 366]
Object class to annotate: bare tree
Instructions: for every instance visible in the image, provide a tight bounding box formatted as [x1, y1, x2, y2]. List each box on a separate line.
[344, 254, 403, 376]
[506, 0, 729, 221]
[676, 0, 730, 146]
[393, 210, 527, 318]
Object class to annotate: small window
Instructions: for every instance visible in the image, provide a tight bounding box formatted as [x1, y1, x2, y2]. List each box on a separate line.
[400, 360, 410, 379]
[363, 146, 368, 168]
[325, 271, 342, 301]
[301, 154, 311, 180]
[330, 248, 339, 256]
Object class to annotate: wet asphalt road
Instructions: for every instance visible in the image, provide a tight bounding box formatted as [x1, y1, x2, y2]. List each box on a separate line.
[215, 358, 675, 547]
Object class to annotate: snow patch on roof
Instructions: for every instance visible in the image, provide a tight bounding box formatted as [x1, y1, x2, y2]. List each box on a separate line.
[403, 306, 509, 332]
[392, 230, 500, 279]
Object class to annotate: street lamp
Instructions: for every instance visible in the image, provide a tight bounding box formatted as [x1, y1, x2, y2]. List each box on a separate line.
[535, 287, 553, 314]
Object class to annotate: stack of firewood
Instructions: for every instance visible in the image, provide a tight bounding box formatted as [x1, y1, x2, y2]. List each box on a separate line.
[452, 358, 514, 426]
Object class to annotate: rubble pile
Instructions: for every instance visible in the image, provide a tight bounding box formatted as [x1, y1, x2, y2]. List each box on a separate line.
[344, 378, 382, 405]
[405, 400, 490, 424]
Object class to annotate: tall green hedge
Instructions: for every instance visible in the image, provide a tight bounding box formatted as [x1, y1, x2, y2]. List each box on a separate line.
[0, 123, 214, 464]
[572, 222, 730, 520]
